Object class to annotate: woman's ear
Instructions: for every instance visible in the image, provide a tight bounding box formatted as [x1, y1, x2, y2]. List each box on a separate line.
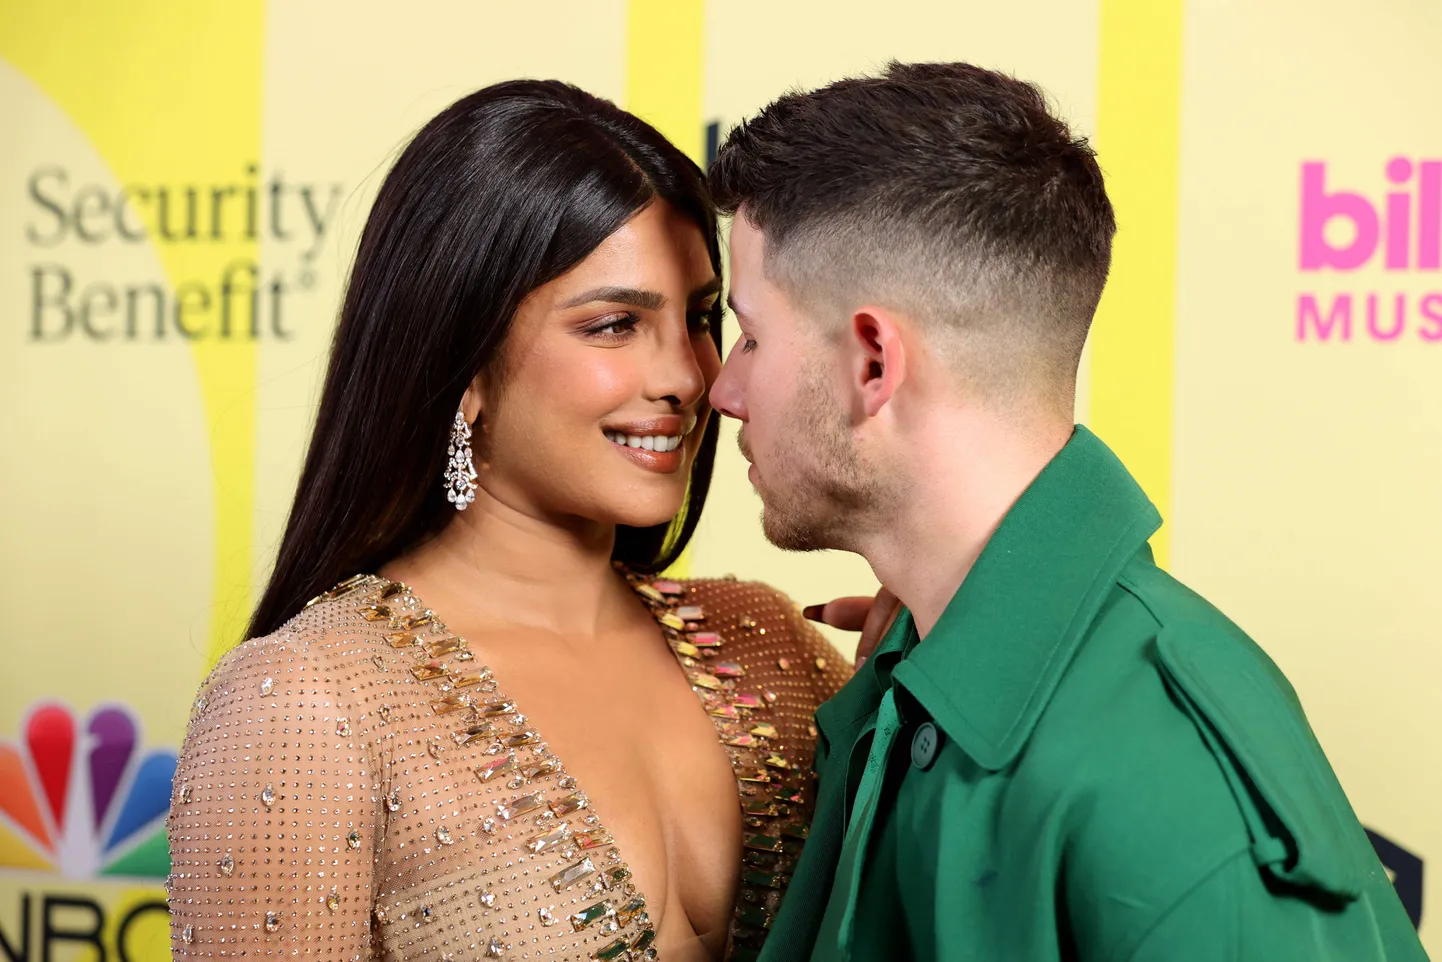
[460, 374, 485, 427]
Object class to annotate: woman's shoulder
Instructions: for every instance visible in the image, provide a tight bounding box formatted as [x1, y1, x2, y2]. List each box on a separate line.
[193, 574, 403, 723]
[674, 575, 852, 694]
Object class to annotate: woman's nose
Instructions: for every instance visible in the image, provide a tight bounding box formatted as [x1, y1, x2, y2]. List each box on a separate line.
[649, 322, 707, 408]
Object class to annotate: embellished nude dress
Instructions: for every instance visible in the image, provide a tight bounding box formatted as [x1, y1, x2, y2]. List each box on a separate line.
[166, 572, 849, 962]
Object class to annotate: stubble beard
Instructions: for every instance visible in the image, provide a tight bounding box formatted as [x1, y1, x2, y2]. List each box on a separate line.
[748, 369, 884, 553]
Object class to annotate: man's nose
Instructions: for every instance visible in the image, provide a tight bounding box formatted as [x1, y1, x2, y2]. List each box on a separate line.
[709, 356, 747, 421]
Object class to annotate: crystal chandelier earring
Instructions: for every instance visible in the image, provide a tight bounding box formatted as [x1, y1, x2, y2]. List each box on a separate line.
[443, 406, 478, 511]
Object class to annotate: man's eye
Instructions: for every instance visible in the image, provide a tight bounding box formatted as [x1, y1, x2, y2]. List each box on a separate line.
[688, 311, 713, 335]
[741, 337, 757, 354]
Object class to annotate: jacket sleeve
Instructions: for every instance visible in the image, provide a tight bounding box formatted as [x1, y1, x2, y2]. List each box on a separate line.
[1126, 849, 1427, 962]
[167, 636, 379, 961]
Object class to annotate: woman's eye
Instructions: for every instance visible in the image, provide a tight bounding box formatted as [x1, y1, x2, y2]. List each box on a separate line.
[741, 336, 757, 354]
[688, 311, 713, 335]
[588, 314, 639, 338]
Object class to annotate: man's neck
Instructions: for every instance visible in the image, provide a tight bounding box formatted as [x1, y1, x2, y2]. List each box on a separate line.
[861, 412, 1074, 639]
[381, 484, 629, 638]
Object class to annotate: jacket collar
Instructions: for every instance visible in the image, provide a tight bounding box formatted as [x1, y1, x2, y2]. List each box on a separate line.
[891, 426, 1161, 771]
[813, 605, 917, 765]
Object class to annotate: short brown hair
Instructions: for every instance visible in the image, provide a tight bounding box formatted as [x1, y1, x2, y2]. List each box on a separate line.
[710, 61, 1115, 411]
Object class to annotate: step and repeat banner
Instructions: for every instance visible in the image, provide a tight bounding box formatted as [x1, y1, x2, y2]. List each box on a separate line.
[1, 1, 1436, 958]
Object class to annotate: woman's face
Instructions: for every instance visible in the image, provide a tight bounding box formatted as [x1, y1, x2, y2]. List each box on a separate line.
[471, 201, 722, 532]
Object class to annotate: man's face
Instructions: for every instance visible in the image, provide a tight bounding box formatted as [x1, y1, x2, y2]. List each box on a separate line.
[709, 217, 877, 551]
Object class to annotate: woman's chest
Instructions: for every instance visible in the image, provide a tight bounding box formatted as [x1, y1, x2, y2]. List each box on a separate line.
[365, 621, 741, 960]
[478, 628, 745, 946]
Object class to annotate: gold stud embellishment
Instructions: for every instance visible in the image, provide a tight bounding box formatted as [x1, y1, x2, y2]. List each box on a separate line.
[688, 672, 723, 692]
[575, 828, 614, 851]
[474, 753, 517, 783]
[497, 793, 545, 820]
[410, 661, 447, 681]
[594, 938, 630, 960]
[570, 900, 614, 932]
[429, 692, 470, 715]
[549, 791, 588, 817]
[616, 897, 648, 927]
[454, 722, 493, 747]
[527, 824, 572, 855]
[358, 604, 392, 622]
[423, 635, 468, 657]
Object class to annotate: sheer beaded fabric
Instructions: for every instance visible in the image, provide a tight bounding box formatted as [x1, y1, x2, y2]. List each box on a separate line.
[166, 573, 849, 961]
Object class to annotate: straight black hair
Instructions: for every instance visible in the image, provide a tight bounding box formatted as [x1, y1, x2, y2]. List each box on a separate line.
[248, 80, 723, 639]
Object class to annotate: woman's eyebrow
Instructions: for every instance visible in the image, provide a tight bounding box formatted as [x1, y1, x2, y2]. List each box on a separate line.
[690, 276, 723, 301]
[561, 286, 665, 310]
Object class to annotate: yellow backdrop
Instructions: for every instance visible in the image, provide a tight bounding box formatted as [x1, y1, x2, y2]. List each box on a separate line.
[1, 1, 1434, 957]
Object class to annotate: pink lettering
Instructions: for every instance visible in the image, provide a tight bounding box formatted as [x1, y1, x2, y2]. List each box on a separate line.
[1300, 162, 1379, 271]
[1366, 292, 1406, 340]
[1385, 157, 1413, 270]
[1421, 162, 1442, 270]
[1297, 293, 1353, 341]
[1420, 293, 1442, 341]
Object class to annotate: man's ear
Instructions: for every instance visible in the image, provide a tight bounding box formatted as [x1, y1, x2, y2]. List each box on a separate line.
[849, 307, 907, 418]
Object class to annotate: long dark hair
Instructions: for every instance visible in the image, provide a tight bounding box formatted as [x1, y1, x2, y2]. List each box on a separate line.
[248, 80, 723, 639]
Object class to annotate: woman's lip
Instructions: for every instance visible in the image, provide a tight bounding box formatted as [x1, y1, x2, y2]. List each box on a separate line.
[600, 414, 696, 437]
[608, 439, 686, 474]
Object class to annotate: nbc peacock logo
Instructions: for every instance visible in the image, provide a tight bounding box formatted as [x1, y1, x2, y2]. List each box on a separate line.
[0, 703, 174, 879]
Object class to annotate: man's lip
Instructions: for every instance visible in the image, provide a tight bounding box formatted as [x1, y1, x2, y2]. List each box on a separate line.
[600, 415, 696, 437]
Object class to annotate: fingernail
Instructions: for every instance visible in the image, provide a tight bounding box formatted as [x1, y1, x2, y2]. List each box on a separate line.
[855, 656, 868, 669]
[802, 605, 824, 621]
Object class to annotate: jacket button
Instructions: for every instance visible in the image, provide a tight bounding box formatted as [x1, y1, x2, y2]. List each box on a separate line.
[911, 722, 940, 770]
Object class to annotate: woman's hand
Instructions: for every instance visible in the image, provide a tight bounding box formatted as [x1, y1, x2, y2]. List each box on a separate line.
[803, 587, 901, 669]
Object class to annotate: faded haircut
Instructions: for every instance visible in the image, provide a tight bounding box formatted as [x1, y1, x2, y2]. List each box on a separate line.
[709, 61, 1116, 412]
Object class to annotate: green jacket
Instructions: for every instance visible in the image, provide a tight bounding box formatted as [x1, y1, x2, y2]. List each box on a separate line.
[760, 427, 1425, 962]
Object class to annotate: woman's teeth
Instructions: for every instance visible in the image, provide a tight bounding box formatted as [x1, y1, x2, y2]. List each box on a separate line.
[604, 431, 683, 453]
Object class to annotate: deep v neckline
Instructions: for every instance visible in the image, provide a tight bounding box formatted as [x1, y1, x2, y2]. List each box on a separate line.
[330, 573, 671, 960]
[314, 570, 805, 960]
